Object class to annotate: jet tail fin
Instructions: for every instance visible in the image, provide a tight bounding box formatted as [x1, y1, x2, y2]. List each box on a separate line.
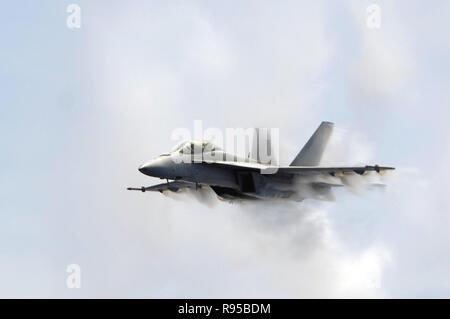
[290, 121, 334, 166]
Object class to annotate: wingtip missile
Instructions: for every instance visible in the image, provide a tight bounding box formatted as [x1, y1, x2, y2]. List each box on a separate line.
[127, 187, 146, 192]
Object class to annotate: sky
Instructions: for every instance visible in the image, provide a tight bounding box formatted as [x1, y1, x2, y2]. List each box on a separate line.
[1, 0, 450, 298]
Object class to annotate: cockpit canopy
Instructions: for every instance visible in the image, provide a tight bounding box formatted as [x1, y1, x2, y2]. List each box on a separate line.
[171, 140, 222, 155]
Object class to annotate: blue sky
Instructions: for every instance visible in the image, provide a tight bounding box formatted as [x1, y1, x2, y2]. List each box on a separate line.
[1, 0, 450, 297]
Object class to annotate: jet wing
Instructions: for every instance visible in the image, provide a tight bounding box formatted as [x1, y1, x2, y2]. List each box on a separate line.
[203, 160, 394, 176]
[264, 165, 395, 176]
[127, 180, 198, 193]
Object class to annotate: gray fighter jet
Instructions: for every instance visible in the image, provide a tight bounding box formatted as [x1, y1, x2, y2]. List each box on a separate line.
[128, 122, 394, 201]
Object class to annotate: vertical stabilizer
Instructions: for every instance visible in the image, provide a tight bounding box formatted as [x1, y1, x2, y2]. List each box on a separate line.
[290, 121, 334, 166]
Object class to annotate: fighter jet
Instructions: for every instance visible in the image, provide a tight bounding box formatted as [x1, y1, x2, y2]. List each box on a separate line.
[127, 122, 394, 202]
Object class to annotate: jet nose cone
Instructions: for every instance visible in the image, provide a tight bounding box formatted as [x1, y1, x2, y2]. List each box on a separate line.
[138, 163, 151, 175]
[138, 157, 172, 178]
[138, 160, 160, 177]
